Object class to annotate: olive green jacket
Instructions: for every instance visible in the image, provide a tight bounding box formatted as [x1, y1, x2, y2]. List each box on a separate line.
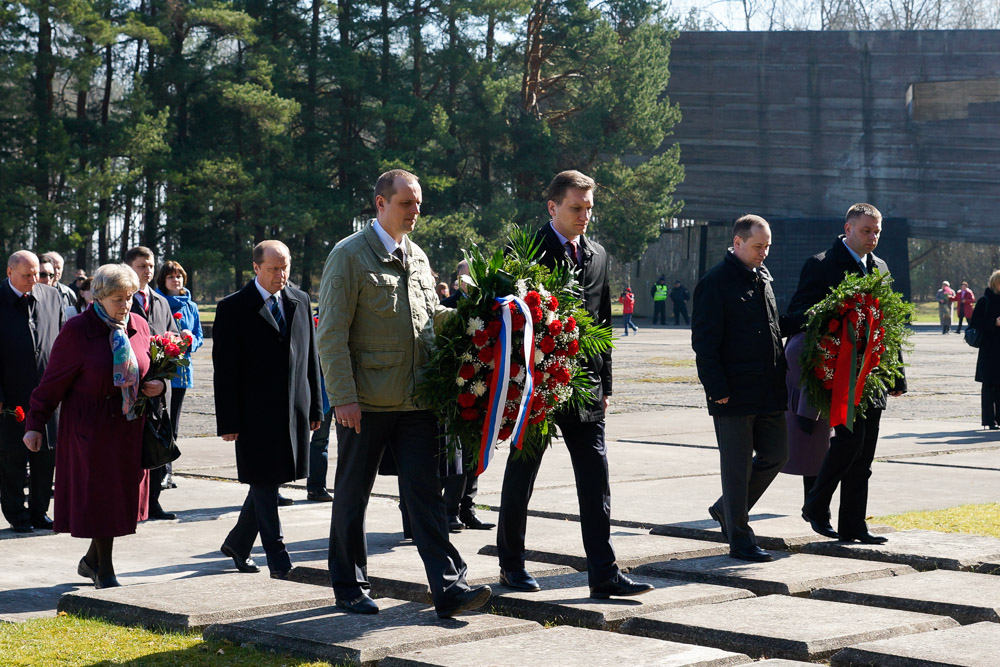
[318, 221, 447, 412]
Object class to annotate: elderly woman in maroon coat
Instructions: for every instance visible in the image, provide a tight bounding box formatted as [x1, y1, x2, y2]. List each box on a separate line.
[23, 264, 165, 588]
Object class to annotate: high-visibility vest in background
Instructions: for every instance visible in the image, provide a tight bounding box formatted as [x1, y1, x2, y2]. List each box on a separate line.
[653, 284, 669, 301]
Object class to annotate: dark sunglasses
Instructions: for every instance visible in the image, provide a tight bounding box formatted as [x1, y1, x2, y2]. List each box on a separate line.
[38, 272, 53, 278]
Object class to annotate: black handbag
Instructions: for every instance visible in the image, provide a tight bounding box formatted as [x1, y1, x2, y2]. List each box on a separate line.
[141, 398, 181, 470]
[964, 326, 982, 348]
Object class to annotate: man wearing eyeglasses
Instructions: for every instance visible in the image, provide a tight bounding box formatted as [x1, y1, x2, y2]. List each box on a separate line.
[39, 252, 78, 319]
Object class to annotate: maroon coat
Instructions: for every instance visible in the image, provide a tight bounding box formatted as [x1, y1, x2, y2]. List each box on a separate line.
[26, 307, 151, 538]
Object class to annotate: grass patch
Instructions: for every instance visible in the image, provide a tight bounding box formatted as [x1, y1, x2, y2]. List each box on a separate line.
[874, 502, 1000, 538]
[910, 301, 940, 324]
[0, 614, 334, 667]
[646, 356, 696, 367]
[635, 376, 699, 384]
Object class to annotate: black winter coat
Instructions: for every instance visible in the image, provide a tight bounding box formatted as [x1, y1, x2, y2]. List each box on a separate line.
[971, 288, 1000, 385]
[533, 223, 612, 423]
[213, 281, 322, 485]
[691, 251, 787, 417]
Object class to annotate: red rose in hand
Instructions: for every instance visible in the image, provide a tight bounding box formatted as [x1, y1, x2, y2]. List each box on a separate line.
[548, 320, 563, 336]
[460, 408, 480, 421]
[486, 320, 503, 339]
[472, 330, 489, 347]
[14, 406, 25, 422]
[567, 339, 580, 355]
[477, 346, 494, 364]
[498, 426, 513, 441]
[539, 336, 556, 354]
[548, 295, 558, 311]
[828, 319, 840, 333]
[173, 312, 183, 320]
[564, 317, 577, 332]
[457, 393, 477, 408]
[459, 363, 476, 380]
[524, 291, 542, 307]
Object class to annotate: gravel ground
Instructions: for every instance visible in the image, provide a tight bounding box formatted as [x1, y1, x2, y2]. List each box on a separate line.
[176, 319, 982, 438]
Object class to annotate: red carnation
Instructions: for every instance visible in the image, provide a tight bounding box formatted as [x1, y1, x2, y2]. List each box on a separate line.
[530, 306, 544, 324]
[486, 320, 503, 339]
[567, 340, 580, 355]
[548, 295, 558, 311]
[828, 319, 840, 333]
[173, 312, 183, 320]
[14, 406, 25, 422]
[477, 346, 494, 364]
[554, 349, 568, 358]
[539, 336, 556, 354]
[459, 363, 476, 380]
[533, 370, 544, 385]
[553, 366, 571, 384]
[498, 426, 513, 441]
[548, 320, 563, 336]
[847, 310, 861, 325]
[460, 408, 480, 421]
[164, 343, 182, 357]
[531, 395, 545, 412]
[457, 393, 477, 408]
[503, 404, 519, 419]
[524, 291, 542, 307]
[564, 317, 577, 332]
[529, 411, 547, 424]
[507, 385, 521, 401]
[472, 330, 489, 347]
[511, 313, 526, 331]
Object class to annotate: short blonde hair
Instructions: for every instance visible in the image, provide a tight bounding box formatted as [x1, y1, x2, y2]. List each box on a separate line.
[92, 264, 140, 300]
[990, 270, 1000, 293]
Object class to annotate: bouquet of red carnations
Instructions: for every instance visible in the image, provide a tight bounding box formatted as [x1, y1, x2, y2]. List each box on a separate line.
[132, 331, 193, 416]
[418, 231, 613, 473]
[801, 271, 912, 430]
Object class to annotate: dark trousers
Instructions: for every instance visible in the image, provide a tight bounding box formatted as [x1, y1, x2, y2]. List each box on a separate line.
[957, 313, 967, 332]
[803, 408, 883, 535]
[982, 384, 1000, 428]
[307, 410, 332, 492]
[329, 410, 469, 608]
[709, 412, 788, 550]
[163, 386, 187, 480]
[225, 483, 291, 573]
[497, 415, 618, 586]
[652, 300, 667, 325]
[0, 443, 55, 526]
[672, 301, 690, 325]
[443, 458, 478, 518]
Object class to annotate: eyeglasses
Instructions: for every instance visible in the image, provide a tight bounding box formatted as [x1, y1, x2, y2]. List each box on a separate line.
[38, 272, 53, 278]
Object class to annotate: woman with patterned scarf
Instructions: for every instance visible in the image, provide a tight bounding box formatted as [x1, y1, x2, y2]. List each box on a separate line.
[23, 264, 165, 588]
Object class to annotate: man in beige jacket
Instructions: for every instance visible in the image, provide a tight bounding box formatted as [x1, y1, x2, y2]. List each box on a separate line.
[318, 169, 490, 619]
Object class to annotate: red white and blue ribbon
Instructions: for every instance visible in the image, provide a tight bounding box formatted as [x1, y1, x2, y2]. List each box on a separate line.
[477, 295, 535, 474]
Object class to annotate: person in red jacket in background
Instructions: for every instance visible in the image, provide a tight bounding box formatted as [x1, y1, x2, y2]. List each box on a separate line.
[619, 287, 638, 336]
[953, 281, 976, 334]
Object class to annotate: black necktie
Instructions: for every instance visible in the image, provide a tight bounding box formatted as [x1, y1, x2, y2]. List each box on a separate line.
[392, 247, 406, 269]
[270, 295, 287, 337]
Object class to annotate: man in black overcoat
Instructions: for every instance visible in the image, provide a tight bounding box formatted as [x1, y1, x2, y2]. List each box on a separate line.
[0, 250, 64, 532]
[496, 170, 653, 599]
[213, 240, 322, 578]
[692, 216, 789, 562]
[784, 203, 906, 544]
[124, 246, 180, 519]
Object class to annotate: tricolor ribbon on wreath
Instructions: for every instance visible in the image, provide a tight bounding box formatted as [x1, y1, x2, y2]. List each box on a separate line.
[829, 308, 880, 431]
[477, 295, 535, 475]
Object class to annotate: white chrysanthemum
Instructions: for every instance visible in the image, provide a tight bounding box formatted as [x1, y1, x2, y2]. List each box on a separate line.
[466, 317, 485, 335]
[516, 279, 528, 298]
[538, 285, 551, 299]
[534, 348, 545, 365]
[544, 309, 555, 325]
[456, 376, 466, 387]
[461, 352, 474, 362]
[471, 380, 487, 397]
[513, 366, 526, 383]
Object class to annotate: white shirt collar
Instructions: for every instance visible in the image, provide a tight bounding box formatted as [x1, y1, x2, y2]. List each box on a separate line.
[373, 219, 405, 260]
[255, 277, 280, 300]
[7, 279, 25, 298]
[842, 238, 867, 268]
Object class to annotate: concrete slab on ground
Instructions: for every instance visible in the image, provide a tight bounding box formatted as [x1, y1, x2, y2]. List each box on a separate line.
[812, 569, 1000, 625]
[634, 552, 915, 596]
[489, 571, 754, 631]
[620, 594, 958, 661]
[477, 519, 728, 571]
[831, 622, 1000, 666]
[801, 529, 1000, 572]
[203, 598, 539, 667]
[652, 513, 893, 550]
[380, 625, 752, 667]
[56, 574, 334, 631]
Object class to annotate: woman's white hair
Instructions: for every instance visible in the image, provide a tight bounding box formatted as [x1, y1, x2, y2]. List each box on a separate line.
[91, 263, 140, 300]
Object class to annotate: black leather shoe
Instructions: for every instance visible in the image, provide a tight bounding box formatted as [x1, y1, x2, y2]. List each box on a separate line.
[590, 573, 654, 599]
[708, 505, 727, 540]
[460, 511, 496, 530]
[729, 545, 774, 562]
[31, 514, 54, 530]
[95, 575, 122, 589]
[10, 523, 33, 533]
[148, 504, 176, 520]
[221, 543, 261, 573]
[839, 531, 888, 545]
[277, 492, 294, 507]
[437, 585, 492, 618]
[306, 489, 333, 502]
[78, 557, 98, 583]
[448, 515, 465, 533]
[337, 593, 379, 615]
[499, 568, 540, 592]
[802, 511, 839, 539]
[270, 569, 290, 580]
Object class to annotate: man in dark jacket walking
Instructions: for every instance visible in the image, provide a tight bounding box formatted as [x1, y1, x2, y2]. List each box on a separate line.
[784, 203, 906, 544]
[213, 240, 323, 578]
[669, 281, 690, 325]
[692, 215, 789, 562]
[496, 170, 653, 599]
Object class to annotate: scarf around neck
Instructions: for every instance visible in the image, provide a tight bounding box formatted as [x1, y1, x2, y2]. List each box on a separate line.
[94, 300, 141, 420]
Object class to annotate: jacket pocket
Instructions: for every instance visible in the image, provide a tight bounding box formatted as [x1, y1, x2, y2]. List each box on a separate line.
[362, 272, 400, 318]
[356, 349, 408, 407]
